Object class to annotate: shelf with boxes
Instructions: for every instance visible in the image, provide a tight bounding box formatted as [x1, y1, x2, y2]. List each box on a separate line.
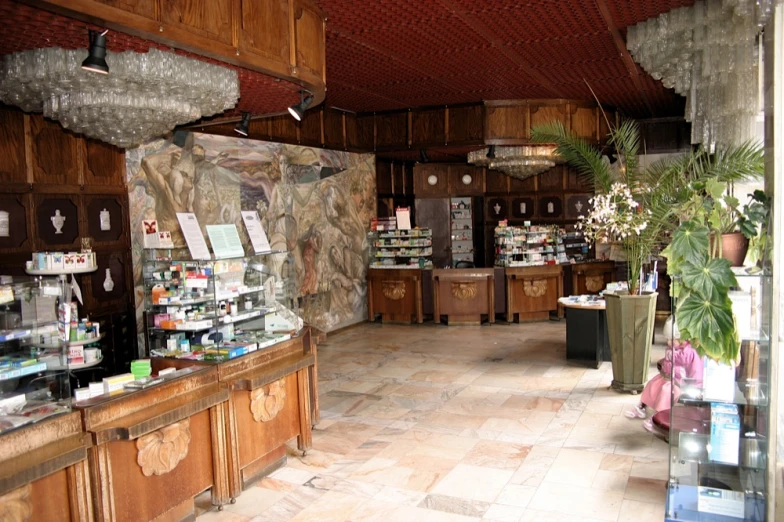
[450, 197, 474, 266]
[143, 249, 301, 363]
[494, 222, 568, 267]
[369, 229, 434, 269]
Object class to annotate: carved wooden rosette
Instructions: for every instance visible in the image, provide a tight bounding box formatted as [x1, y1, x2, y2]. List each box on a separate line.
[136, 419, 192, 477]
[523, 279, 548, 298]
[585, 275, 604, 293]
[381, 280, 406, 300]
[250, 378, 287, 422]
[0, 484, 32, 522]
[451, 281, 477, 300]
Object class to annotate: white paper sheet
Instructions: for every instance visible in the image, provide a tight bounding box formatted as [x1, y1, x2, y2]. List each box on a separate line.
[175, 213, 212, 260]
[206, 224, 245, 259]
[241, 211, 272, 253]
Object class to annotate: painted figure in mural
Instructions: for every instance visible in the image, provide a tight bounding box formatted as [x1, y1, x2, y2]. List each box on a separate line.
[140, 148, 190, 237]
[299, 224, 322, 295]
[321, 184, 366, 254]
[328, 245, 366, 320]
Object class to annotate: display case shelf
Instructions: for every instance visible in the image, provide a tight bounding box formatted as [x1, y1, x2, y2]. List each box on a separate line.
[369, 229, 434, 269]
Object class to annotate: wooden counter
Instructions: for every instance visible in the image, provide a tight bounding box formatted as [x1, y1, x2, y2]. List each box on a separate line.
[433, 269, 495, 325]
[367, 268, 424, 324]
[505, 265, 564, 322]
[151, 332, 315, 498]
[0, 411, 93, 522]
[73, 366, 229, 522]
[570, 261, 615, 295]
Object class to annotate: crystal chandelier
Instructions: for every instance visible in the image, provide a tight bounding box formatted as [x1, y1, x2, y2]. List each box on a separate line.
[0, 47, 239, 148]
[467, 145, 564, 180]
[626, 0, 774, 149]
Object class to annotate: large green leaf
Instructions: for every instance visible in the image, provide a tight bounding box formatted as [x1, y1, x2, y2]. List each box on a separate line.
[670, 220, 709, 266]
[676, 288, 736, 360]
[705, 178, 726, 200]
[680, 257, 738, 299]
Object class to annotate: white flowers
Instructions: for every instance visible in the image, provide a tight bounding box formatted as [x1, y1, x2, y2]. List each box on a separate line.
[579, 183, 651, 244]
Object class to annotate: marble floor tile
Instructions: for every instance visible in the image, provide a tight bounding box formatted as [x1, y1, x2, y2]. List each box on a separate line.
[197, 322, 669, 522]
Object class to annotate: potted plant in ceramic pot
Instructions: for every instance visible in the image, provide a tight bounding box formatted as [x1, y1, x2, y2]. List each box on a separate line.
[531, 120, 764, 390]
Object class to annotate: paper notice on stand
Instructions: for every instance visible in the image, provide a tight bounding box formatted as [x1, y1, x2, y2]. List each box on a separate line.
[175, 213, 211, 260]
[241, 211, 272, 254]
[206, 224, 245, 259]
[396, 207, 411, 230]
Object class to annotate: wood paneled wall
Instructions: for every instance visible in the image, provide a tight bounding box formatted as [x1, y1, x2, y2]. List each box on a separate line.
[29, 0, 327, 107]
[0, 104, 136, 373]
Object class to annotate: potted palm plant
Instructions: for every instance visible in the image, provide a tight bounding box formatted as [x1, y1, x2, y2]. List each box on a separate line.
[531, 120, 764, 388]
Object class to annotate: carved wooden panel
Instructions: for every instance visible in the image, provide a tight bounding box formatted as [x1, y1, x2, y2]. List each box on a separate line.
[85, 251, 131, 314]
[448, 105, 484, 143]
[449, 165, 483, 195]
[294, 0, 325, 77]
[530, 103, 568, 132]
[250, 378, 287, 422]
[565, 193, 592, 220]
[375, 113, 408, 149]
[413, 164, 448, 197]
[0, 107, 27, 187]
[411, 108, 445, 147]
[298, 108, 321, 146]
[346, 114, 374, 150]
[29, 116, 81, 187]
[94, 0, 157, 19]
[565, 166, 592, 191]
[29, 469, 75, 522]
[392, 163, 405, 196]
[523, 279, 548, 297]
[382, 280, 406, 300]
[376, 160, 393, 196]
[239, 0, 290, 64]
[269, 115, 298, 143]
[322, 109, 345, 149]
[485, 169, 509, 194]
[0, 483, 32, 522]
[538, 195, 563, 220]
[571, 106, 598, 141]
[486, 197, 508, 223]
[136, 419, 192, 477]
[403, 163, 414, 196]
[33, 195, 81, 250]
[161, 0, 233, 45]
[451, 281, 477, 300]
[85, 195, 127, 246]
[537, 166, 564, 192]
[485, 104, 528, 141]
[0, 194, 31, 253]
[83, 139, 125, 188]
[509, 175, 536, 193]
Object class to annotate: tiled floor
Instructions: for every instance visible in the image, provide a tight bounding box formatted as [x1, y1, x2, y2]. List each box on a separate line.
[197, 320, 669, 522]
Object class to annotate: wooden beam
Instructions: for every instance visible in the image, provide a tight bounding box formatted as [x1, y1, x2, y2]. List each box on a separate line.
[593, 0, 655, 117]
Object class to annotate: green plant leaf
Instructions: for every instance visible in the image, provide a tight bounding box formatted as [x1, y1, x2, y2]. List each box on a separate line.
[680, 257, 738, 298]
[677, 288, 736, 358]
[671, 220, 709, 266]
[705, 178, 726, 199]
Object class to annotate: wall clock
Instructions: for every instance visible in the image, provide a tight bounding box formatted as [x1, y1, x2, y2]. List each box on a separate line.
[461, 174, 472, 185]
[427, 174, 438, 186]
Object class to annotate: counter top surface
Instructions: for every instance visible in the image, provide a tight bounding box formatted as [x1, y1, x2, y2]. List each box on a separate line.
[558, 297, 606, 310]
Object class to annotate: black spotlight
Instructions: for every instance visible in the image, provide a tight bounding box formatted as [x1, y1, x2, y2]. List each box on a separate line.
[288, 91, 314, 121]
[486, 145, 496, 159]
[234, 112, 251, 136]
[81, 30, 109, 74]
[419, 149, 429, 163]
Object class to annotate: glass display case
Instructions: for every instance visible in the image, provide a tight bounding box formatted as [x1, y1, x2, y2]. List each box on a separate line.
[450, 197, 474, 267]
[0, 277, 72, 436]
[143, 249, 301, 361]
[665, 270, 770, 522]
[494, 223, 567, 267]
[369, 229, 433, 269]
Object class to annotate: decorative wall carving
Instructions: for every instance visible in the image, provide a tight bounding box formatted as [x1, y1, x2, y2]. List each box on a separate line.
[381, 280, 406, 300]
[523, 279, 548, 298]
[249, 378, 287, 422]
[136, 419, 192, 477]
[585, 275, 605, 293]
[451, 282, 477, 300]
[0, 484, 32, 522]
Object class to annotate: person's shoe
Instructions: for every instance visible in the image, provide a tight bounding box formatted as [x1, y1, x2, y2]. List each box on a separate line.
[624, 405, 646, 419]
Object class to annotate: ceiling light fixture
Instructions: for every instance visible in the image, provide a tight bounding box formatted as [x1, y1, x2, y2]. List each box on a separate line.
[81, 29, 109, 75]
[234, 112, 251, 136]
[419, 149, 429, 163]
[288, 91, 313, 121]
[468, 145, 564, 181]
[0, 47, 239, 148]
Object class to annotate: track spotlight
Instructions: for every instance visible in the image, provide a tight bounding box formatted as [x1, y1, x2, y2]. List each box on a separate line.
[419, 149, 429, 163]
[81, 30, 109, 74]
[486, 145, 496, 159]
[288, 91, 313, 121]
[234, 112, 251, 136]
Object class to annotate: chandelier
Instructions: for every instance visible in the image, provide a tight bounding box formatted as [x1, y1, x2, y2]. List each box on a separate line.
[467, 145, 564, 180]
[0, 47, 239, 148]
[626, 0, 774, 149]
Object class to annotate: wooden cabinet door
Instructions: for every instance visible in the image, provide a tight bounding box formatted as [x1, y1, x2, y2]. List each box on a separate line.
[239, 0, 291, 66]
[415, 198, 450, 268]
[161, 0, 234, 46]
[0, 107, 27, 189]
[84, 139, 125, 189]
[413, 164, 448, 197]
[294, 0, 325, 78]
[29, 116, 81, 187]
[94, 0, 157, 19]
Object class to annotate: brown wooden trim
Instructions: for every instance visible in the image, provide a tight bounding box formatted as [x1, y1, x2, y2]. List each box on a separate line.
[0, 434, 89, 495]
[208, 404, 231, 506]
[296, 368, 312, 450]
[229, 353, 315, 391]
[0, 412, 83, 463]
[66, 458, 94, 522]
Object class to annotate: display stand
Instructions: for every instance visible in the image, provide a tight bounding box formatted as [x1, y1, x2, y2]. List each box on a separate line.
[433, 268, 494, 325]
[505, 265, 564, 321]
[367, 268, 424, 324]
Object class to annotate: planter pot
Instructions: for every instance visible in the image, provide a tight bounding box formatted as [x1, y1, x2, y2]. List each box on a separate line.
[605, 291, 658, 393]
[720, 232, 749, 267]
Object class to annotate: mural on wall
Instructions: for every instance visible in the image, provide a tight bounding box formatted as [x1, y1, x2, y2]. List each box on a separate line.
[126, 132, 376, 346]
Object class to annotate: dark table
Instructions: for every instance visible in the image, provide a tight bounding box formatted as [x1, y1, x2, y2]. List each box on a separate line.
[559, 298, 610, 369]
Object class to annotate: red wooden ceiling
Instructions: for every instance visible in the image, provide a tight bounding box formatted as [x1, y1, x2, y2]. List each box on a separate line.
[317, 0, 694, 118]
[0, 0, 692, 123]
